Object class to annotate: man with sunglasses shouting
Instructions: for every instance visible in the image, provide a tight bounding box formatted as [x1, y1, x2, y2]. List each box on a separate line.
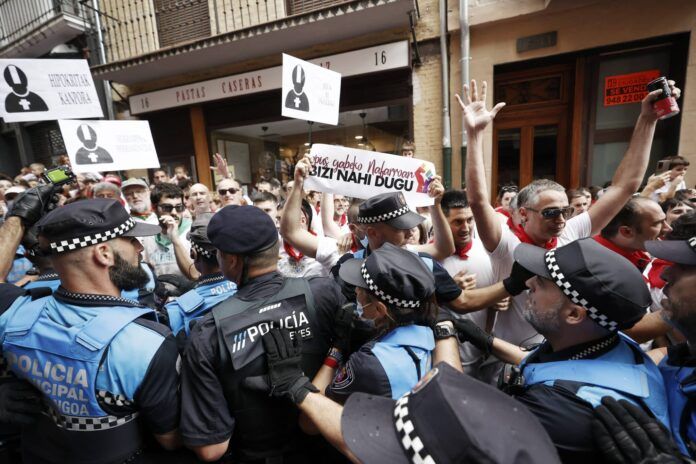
[217, 178, 244, 207]
[458, 78, 681, 360]
[142, 182, 195, 279]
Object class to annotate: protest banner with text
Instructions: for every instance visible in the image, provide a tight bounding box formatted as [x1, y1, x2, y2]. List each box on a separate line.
[304, 144, 436, 207]
[59, 120, 160, 174]
[0, 59, 103, 122]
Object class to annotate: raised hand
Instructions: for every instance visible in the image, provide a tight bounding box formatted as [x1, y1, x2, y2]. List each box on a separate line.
[455, 80, 506, 134]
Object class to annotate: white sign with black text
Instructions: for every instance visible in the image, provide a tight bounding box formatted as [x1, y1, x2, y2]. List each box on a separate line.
[58, 120, 160, 174]
[0, 59, 103, 122]
[281, 54, 341, 125]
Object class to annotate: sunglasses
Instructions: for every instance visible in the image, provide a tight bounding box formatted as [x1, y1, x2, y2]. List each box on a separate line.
[526, 206, 574, 220]
[218, 187, 240, 196]
[157, 203, 185, 213]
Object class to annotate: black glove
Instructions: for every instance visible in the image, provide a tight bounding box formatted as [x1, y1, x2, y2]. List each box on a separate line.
[262, 328, 318, 405]
[592, 396, 684, 464]
[332, 303, 354, 355]
[155, 274, 196, 300]
[0, 380, 44, 426]
[502, 261, 535, 296]
[453, 319, 493, 357]
[7, 184, 60, 227]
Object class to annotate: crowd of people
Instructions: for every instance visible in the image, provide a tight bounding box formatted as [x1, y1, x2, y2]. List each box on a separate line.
[0, 79, 693, 464]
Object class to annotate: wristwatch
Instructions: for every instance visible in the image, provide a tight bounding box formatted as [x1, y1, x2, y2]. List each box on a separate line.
[434, 323, 457, 340]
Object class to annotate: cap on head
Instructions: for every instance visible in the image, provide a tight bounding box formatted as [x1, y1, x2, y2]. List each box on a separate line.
[36, 199, 160, 254]
[341, 362, 560, 464]
[646, 237, 696, 266]
[357, 192, 424, 230]
[339, 243, 435, 311]
[514, 238, 651, 331]
[121, 177, 149, 192]
[207, 205, 278, 255]
[188, 212, 216, 258]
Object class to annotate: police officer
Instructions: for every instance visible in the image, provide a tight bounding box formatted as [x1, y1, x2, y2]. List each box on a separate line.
[0, 199, 181, 463]
[507, 238, 669, 463]
[180, 205, 347, 463]
[643, 236, 696, 458]
[315, 243, 437, 400]
[253, 329, 561, 464]
[165, 213, 237, 344]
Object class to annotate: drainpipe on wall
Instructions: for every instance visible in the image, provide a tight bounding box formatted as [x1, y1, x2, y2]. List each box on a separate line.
[92, 0, 115, 120]
[459, 0, 469, 186]
[440, 0, 452, 188]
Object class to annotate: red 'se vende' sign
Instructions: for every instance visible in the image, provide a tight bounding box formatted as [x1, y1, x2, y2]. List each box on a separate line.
[604, 70, 660, 107]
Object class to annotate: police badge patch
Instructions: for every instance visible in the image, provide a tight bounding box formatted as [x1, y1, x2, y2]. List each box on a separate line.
[332, 363, 354, 390]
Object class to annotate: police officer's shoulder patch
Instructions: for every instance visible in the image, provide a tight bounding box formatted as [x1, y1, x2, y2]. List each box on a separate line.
[332, 363, 354, 390]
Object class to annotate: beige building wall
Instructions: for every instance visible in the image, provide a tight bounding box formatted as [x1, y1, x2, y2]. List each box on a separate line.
[446, 0, 696, 188]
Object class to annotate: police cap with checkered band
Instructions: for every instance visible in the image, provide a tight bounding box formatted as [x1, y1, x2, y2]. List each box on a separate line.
[514, 238, 651, 332]
[341, 362, 560, 464]
[36, 199, 161, 254]
[645, 237, 696, 266]
[338, 242, 435, 312]
[357, 192, 424, 230]
[188, 212, 216, 259]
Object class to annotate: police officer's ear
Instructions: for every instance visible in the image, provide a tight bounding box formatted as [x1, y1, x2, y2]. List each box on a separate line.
[93, 242, 116, 267]
[563, 303, 588, 327]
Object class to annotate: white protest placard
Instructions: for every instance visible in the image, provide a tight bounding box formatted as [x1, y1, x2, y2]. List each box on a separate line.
[281, 54, 341, 125]
[304, 144, 437, 207]
[0, 59, 103, 122]
[58, 120, 159, 174]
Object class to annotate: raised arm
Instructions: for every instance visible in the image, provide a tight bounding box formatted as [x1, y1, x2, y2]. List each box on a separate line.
[588, 81, 681, 235]
[411, 176, 455, 260]
[446, 281, 509, 314]
[0, 217, 25, 283]
[279, 157, 320, 258]
[456, 80, 506, 252]
[321, 192, 343, 239]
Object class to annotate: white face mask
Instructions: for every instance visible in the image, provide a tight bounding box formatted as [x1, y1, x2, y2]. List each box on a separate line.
[355, 301, 376, 328]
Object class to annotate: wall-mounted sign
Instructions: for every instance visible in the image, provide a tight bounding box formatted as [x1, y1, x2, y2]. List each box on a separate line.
[281, 54, 341, 125]
[517, 31, 557, 53]
[604, 69, 660, 107]
[0, 59, 103, 122]
[59, 120, 160, 173]
[129, 41, 409, 115]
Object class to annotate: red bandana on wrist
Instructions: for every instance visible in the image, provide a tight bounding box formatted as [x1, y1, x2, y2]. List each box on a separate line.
[592, 235, 651, 271]
[514, 226, 558, 250]
[456, 241, 474, 259]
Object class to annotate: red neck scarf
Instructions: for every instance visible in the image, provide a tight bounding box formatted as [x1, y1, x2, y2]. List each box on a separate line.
[350, 234, 360, 253]
[456, 241, 474, 259]
[592, 235, 651, 271]
[284, 230, 316, 261]
[646, 258, 672, 289]
[336, 213, 348, 227]
[514, 226, 558, 250]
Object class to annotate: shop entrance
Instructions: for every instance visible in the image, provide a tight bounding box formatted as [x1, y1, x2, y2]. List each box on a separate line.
[492, 64, 574, 194]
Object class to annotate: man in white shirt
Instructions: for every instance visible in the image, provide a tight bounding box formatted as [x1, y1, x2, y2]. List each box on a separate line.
[458, 78, 680, 349]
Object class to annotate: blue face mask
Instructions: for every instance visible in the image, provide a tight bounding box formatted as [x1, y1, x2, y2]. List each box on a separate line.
[355, 301, 376, 328]
[359, 235, 369, 249]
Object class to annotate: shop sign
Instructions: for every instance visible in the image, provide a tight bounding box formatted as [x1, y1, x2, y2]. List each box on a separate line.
[129, 41, 409, 115]
[58, 119, 159, 173]
[0, 59, 103, 123]
[282, 54, 341, 125]
[304, 144, 437, 207]
[604, 70, 660, 107]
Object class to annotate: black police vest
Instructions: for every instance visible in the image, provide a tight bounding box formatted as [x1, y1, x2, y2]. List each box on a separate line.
[212, 278, 325, 461]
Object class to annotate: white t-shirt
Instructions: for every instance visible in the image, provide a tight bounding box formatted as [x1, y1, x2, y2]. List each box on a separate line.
[488, 212, 592, 347]
[278, 236, 336, 278]
[441, 235, 496, 370]
[132, 212, 159, 225]
[141, 226, 192, 278]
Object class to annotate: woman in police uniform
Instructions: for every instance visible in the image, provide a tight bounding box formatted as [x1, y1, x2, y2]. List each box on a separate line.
[312, 243, 438, 401]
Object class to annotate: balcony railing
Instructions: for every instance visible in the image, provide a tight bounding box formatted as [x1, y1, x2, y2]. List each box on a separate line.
[98, 0, 354, 63]
[0, 0, 89, 49]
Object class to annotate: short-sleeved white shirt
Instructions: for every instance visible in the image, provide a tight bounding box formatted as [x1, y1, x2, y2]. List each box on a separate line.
[278, 236, 336, 278]
[488, 212, 592, 346]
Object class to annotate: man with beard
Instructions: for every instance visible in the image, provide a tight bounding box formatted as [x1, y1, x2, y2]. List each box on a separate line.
[0, 199, 181, 463]
[122, 178, 158, 224]
[504, 238, 669, 463]
[644, 236, 696, 458]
